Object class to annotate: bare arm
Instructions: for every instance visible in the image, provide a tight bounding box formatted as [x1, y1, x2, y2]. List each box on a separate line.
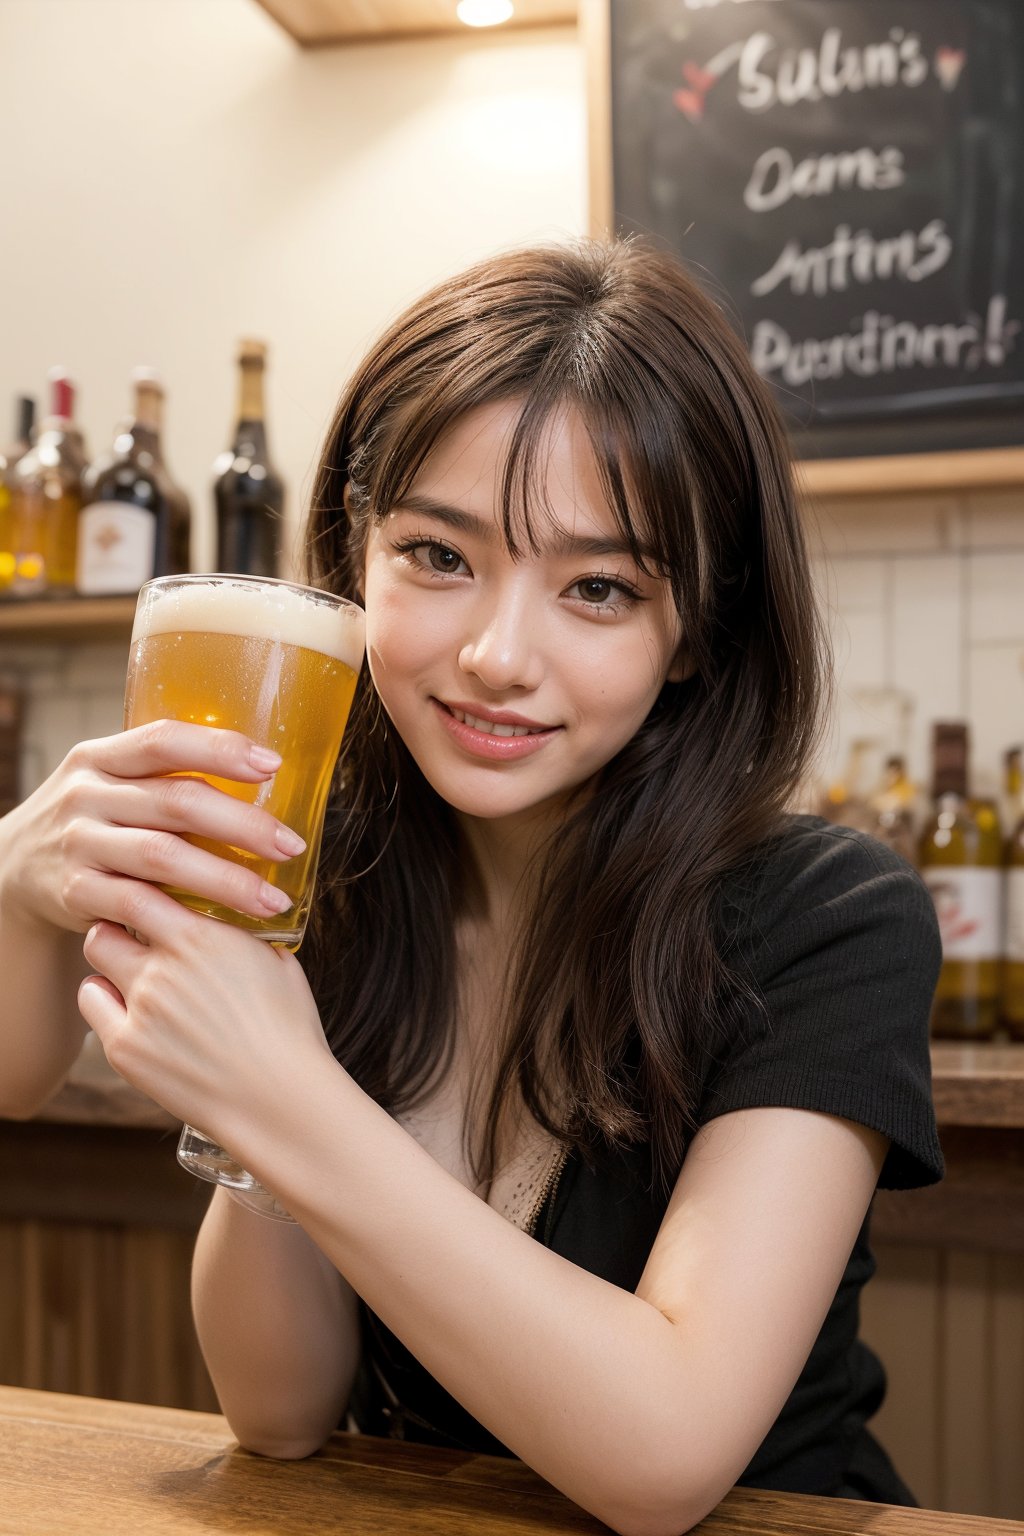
[192, 1188, 360, 1457]
[76, 908, 887, 1536]
[0, 722, 305, 1117]
[249, 1084, 886, 1536]
[0, 802, 90, 1114]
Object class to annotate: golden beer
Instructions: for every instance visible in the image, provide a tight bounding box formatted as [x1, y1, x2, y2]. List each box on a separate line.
[124, 574, 364, 950]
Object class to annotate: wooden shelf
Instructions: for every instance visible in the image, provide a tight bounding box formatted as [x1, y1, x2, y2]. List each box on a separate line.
[0, 596, 136, 644]
[253, 0, 576, 45]
[797, 447, 1024, 499]
[931, 1041, 1024, 1130]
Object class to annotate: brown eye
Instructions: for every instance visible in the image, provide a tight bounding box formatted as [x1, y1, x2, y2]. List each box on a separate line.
[577, 578, 615, 604]
[426, 544, 463, 574]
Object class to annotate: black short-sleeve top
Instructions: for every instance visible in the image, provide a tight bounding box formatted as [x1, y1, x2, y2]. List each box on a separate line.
[351, 815, 944, 1501]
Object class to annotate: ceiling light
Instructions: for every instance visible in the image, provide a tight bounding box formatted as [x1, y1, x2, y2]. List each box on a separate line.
[456, 0, 515, 26]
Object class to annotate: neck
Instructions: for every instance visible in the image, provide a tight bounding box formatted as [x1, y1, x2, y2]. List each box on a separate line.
[455, 799, 570, 932]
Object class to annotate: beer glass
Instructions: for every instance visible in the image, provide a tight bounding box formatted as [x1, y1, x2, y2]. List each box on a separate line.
[123, 574, 365, 1219]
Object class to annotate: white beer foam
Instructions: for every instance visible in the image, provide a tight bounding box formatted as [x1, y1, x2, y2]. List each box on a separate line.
[132, 578, 365, 669]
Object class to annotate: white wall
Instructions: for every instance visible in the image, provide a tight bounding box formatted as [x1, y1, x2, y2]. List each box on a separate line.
[1, 0, 585, 570]
[4, 0, 1023, 811]
[1, 0, 586, 783]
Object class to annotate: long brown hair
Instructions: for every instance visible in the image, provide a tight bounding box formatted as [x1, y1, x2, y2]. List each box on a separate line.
[302, 237, 827, 1194]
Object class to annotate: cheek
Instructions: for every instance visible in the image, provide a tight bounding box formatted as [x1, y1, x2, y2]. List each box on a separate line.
[568, 622, 676, 723]
[362, 562, 448, 698]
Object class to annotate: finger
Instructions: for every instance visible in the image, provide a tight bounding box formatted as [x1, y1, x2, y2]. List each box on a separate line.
[66, 874, 200, 950]
[73, 720, 283, 784]
[72, 827, 295, 924]
[83, 920, 152, 995]
[78, 972, 128, 1052]
[91, 774, 306, 863]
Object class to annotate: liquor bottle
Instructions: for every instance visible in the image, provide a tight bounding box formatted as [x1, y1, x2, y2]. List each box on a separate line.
[213, 340, 285, 579]
[868, 754, 918, 866]
[1003, 785, 1024, 1042]
[1001, 746, 1022, 834]
[0, 397, 36, 595]
[9, 370, 86, 597]
[77, 370, 191, 595]
[918, 722, 1002, 1040]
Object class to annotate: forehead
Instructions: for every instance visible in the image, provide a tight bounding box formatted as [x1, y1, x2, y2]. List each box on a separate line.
[407, 398, 620, 544]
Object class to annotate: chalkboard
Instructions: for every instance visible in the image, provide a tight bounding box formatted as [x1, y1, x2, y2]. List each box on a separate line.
[610, 0, 1024, 460]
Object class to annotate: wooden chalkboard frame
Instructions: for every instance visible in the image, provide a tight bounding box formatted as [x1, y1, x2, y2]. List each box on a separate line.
[580, 0, 1024, 496]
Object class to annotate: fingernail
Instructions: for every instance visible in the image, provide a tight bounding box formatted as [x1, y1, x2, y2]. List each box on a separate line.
[250, 745, 283, 772]
[275, 827, 307, 857]
[260, 883, 294, 914]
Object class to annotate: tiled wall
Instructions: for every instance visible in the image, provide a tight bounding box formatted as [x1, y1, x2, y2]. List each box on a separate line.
[2, 485, 1023, 806]
[1, 643, 126, 799]
[810, 487, 1024, 805]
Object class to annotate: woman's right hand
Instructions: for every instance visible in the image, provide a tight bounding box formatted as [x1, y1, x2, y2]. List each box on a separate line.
[3, 719, 305, 937]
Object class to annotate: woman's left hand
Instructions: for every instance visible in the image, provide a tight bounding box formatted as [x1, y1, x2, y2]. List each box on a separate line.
[79, 896, 332, 1148]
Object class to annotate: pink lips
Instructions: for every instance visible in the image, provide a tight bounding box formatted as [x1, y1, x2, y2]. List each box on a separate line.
[432, 698, 561, 761]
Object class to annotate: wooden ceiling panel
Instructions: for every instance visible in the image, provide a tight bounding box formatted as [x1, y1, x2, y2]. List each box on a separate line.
[253, 0, 578, 45]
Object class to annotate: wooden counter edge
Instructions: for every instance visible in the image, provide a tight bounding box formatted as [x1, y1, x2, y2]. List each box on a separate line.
[22, 1041, 1024, 1133]
[2, 1386, 1021, 1535]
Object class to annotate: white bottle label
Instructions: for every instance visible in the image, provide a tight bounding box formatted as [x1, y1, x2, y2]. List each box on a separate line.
[921, 866, 1002, 961]
[76, 501, 156, 595]
[1006, 870, 1024, 963]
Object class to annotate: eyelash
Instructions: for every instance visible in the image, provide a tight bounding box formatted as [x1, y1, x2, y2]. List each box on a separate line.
[389, 534, 644, 614]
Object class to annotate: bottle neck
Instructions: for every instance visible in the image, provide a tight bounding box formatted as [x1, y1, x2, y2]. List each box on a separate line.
[14, 396, 35, 451]
[932, 726, 969, 803]
[933, 772, 967, 803]
[132, 384, 164, 447]
[237, 362, 266, 432]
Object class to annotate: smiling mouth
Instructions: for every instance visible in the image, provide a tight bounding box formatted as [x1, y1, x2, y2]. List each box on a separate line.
[447, 708, 549, 738]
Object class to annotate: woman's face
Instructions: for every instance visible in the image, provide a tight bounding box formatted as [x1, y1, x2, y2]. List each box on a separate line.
[362, 400, 686, 831]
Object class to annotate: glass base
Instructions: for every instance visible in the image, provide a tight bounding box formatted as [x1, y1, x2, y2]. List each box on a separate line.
[177, 1124, 295, 1222]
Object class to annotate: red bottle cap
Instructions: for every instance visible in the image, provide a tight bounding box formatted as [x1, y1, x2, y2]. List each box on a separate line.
[47, 367, 75, 422]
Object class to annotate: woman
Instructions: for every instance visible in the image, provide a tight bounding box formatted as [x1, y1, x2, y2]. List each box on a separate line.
[0, 239, 941, 1536]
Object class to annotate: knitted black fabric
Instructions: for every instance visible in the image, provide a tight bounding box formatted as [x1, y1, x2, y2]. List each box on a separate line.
[703, 815, 944, 1192]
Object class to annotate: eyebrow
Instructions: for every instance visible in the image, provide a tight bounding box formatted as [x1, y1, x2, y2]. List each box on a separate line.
[394, 494, 654, 564]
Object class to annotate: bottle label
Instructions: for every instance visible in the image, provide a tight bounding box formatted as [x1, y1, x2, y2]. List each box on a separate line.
[921, 866, 1002, 961]
[1007, 870, 1024, 963]
[76, 501, 156, 595]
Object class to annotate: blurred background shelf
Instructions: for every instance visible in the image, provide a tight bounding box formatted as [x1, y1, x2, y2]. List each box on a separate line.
[0, 597, 136, 644]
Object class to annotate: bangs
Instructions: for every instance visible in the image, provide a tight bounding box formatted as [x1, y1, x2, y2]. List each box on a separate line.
[335, 237, 750, 636]
[355, 379, 685, 584]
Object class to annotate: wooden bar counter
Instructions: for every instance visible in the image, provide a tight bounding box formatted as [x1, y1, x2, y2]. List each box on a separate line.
[872, 1042, 1024, 1253]
[2, 1038, 1024, 1513]
[4, 1384, 1023, 1536]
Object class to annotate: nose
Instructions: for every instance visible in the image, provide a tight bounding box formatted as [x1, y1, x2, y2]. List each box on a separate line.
[457, 582, 544, 693]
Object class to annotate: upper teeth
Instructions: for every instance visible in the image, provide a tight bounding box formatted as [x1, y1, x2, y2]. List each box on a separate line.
[452, 709, 539, 737]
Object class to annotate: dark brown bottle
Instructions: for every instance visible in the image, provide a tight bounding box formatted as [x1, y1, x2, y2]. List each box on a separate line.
[918, 723, 1001, 1040]
[213, 340, 285, 579]
[77, 370, 191, 595]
